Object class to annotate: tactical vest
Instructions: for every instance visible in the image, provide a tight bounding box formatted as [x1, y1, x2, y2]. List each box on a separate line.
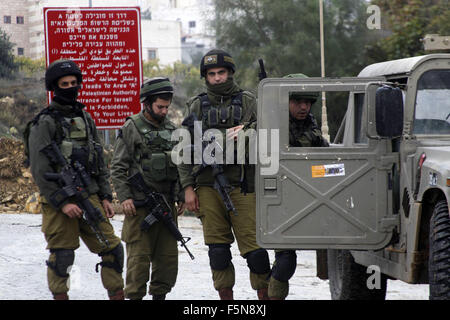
[128, 114, 178, 183]
[196, 91, 252, 193]
[198, 91, 243, 129]
[289, 114, 328, 147]
[24, 107, 103, 176]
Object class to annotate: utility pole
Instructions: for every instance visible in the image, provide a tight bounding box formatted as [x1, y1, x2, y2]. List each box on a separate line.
[319, 0, 330, 142]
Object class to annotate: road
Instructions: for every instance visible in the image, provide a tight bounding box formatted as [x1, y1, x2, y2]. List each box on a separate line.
[0, 213, 429, 300]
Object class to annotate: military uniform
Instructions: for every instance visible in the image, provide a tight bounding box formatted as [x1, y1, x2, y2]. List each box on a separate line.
[289, 113, 330, 148]
[268, 74, 329, 299]
[28, 98, 124, 299]
[111, 78, 181, 300]
[178, 49, 270, 300]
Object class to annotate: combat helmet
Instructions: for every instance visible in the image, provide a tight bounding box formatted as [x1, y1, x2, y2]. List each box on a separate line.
[139, 77, 174, 103]
[284, 73, 319, 103]
[45, 59, 82, 91]
[200, 49, 236, 78]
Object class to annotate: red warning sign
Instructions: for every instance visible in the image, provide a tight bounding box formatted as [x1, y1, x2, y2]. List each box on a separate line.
[44, 7, 143, 129]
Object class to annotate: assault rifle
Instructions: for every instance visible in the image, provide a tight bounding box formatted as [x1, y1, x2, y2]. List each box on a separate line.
[41, 141, 110, 248]
[128, 172, 195, 260]
[182, 112, 238, 216]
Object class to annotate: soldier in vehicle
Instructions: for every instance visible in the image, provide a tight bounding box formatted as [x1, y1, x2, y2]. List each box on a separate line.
[268, 73, 329, 300]
[111, 77, 184, 300]
[26, 59, 124, 300]
[178, 49, 271, 300]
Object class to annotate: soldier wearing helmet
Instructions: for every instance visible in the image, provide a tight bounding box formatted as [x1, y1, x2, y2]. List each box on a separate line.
[111, 77, 184, 300]
[285, 73, 329, 148]
[267, 73, 329, 300]
[178, 49, 271, 300]
[25, 59, 124, 300]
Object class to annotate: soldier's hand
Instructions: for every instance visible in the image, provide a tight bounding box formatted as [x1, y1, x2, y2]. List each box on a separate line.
[102, 199, 115, 218]
[226, 125, 244, 141]
[122, 199, 136, 216]
[62, 203, 83, 219]
[184, 186, 199, 213]
[176, 202, 187, 216]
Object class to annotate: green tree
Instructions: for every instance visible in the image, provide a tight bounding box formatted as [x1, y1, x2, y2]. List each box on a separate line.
[212, 0, 376, 139]
[142, 59, 204, 124]
[370, 0, 450, 60]
[0, 28, 18, 79]
[14, 57, 45, 78]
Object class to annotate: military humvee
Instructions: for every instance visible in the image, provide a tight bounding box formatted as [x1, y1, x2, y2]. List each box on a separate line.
[256, 53, 450, 299]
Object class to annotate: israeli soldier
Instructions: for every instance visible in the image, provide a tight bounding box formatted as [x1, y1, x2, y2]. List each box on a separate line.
[111, 77, 184, 300]
[178, 49, 271, 300]
[26, 59, 124, 300]
[268, 73, 329, 300]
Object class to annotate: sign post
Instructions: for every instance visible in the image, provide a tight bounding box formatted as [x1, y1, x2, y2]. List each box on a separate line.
[44, 7, 143, 130]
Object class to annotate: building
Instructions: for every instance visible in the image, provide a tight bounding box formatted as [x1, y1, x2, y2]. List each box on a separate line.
[141, 19, 182, 65]
[0, 0, 30, 57]
[148, 0, 216, 64]
[1, 0, 183, 66]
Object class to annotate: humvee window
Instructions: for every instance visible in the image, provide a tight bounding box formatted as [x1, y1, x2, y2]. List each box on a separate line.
[413, 69, 450, 134]
[288, 91, 348, 146]
[354, 93, 367, 144]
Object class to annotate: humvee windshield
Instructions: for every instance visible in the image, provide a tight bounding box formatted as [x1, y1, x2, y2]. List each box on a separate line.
[413, 69, 450, 134]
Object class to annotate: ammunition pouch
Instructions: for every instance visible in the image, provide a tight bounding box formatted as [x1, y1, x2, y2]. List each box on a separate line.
[142, 151, 178, 182]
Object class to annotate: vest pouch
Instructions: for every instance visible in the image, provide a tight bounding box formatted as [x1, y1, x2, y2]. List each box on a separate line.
[68, 117, 87, 140]
[219, 106, 231, 125]
[165, 150, 178, 181]
[142, 153, 167, 182]
[60, 140, 73, 161]
[71, 145, 90, 169]
[207, 108, 219, 127]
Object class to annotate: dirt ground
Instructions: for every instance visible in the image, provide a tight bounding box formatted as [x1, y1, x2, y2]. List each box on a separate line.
[0, 137, 39, 213]
[0, 137, 124, 214]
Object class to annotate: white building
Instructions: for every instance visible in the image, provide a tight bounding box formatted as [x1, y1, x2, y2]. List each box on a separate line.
[1, 0, 183, 66]
[141, 19, 181, 65]
[147, 0, 216, 64]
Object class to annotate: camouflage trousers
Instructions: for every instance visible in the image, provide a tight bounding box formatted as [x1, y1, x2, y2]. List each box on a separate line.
[121, 205, 178, 300]
[41, 195, 124, 298]
[196, 186, 270, 291]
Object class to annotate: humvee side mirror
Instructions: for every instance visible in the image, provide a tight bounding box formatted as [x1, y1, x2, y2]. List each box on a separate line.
[375, 86, 404, 138]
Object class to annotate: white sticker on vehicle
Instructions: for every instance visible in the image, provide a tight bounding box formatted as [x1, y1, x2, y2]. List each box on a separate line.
[311, 164, 345, 178]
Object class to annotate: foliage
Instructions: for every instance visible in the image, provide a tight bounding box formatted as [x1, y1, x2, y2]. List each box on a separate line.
[14, 57, 46, 78]
[211, 0, 377, 139]
[369, 0, 450, 60]
[0, 28, 18, 79]
[0, 78, 46, 138]
[142, 59, 205, 123]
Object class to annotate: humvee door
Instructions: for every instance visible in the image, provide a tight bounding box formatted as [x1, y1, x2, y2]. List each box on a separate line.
[256, 78, 399, 250]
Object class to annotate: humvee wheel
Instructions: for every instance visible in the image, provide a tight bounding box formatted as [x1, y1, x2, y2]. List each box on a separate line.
[327, 249, 387, 300]
[429, 200, 450, 299]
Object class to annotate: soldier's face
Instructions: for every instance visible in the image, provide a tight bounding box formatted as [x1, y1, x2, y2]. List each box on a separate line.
[289, 98, 312, 120]
[57, 75, 78, 89]
[149, 97, 170, 119]
[206, 67, 229, 85]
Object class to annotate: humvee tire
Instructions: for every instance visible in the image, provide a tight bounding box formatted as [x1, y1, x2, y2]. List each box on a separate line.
[328, 249, 387, 300]
[429, 200, 450, 300]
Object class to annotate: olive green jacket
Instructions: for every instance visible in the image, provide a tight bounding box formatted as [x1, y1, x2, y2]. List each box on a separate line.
[177, 81, 257, 192]
[111, 110, 181, 203]
[289, 113, 329, 147]
[28, 101, 112, 209]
